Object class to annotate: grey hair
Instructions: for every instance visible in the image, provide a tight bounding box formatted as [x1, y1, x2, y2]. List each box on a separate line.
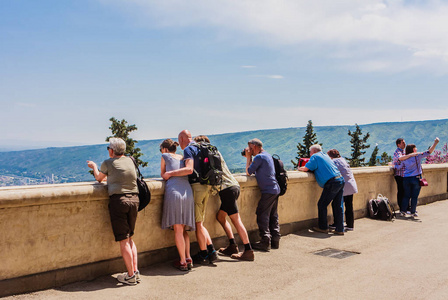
[309, 144, 322, 153]
[248, 138, 263, 148]
[109, 137, 126, 155]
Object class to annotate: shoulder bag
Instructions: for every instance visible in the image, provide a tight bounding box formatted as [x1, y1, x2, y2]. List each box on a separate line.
[415, 157, 428, 187]
[130, 156, 151, 211]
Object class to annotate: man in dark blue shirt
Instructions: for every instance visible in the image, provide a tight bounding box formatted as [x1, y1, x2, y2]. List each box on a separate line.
[245, 138, 280, 251]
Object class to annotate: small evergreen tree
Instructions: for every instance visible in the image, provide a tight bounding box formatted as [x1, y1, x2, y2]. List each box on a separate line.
[291, 120, 322, 168]
[379, 152, 392, 165]
[368, 145, 379, 166]
[106, 117, 148, 168]
[346, 124, 370, 167]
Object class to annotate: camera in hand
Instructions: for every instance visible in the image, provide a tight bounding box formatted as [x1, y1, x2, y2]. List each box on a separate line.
[241, 149, 247, 156]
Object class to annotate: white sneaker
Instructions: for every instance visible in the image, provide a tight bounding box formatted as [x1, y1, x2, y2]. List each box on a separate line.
[117, 272, 137, 285]
[413, 212, 419, 217]
[134, 270, 141, 283]
[345, 227, 354, 231]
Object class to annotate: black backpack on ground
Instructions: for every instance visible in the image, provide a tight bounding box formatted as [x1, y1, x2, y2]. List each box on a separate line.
[272, 154, 288, 196]
[368, 194, 395, 221]
[192, 142, 223, 186]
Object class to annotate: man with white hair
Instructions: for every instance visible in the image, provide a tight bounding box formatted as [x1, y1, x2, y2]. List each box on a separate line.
[298, 144, 345, 235]
[245, 138, 280, 251]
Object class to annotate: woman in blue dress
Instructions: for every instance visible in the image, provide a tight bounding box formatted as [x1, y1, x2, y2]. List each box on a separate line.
[160, 139, 195, 271]
[399, 137, 439, 217]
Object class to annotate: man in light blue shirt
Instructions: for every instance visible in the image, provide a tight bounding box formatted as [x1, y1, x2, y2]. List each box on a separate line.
[298, 144, 345, 235]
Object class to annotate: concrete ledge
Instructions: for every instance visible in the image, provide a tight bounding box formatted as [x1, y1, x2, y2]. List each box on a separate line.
[1, 164, 448, 296]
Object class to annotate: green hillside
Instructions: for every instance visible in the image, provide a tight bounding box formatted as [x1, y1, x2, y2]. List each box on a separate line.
[1, 119, 447, 184]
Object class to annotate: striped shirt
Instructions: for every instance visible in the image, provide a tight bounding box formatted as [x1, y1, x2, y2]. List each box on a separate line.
[393, 147, 405, 177]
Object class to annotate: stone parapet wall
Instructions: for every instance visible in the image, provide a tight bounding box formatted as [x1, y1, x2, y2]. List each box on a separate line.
[1, 164, 447, 296]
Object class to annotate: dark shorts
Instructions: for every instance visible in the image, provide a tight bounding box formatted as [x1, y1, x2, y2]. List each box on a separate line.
[218, 186, 240, 216]
[109, 193, 139, 242]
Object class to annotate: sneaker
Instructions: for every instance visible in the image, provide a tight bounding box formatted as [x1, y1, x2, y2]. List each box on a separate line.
[218, 244, 239, 256]
[407, 211, 412, 215]
[231, 249, 255, 261]
[345, 227, 354, 231]
[186, 258, 193, 270]
[173, 260, 189, 271]
[134, 270, 141, 283]
[251, 240, 271, 252]
[271, 239, 280, 249]
[332, 230, 345, 235]
[312, 226, 329, 233]
[117, 272, 137, 285]
[328, 224, 336, 230]
[413, 212, 419, 217]
[192, 252, 209, 265]
[208, 250, 218, 263]
[400, 211, 407, 217]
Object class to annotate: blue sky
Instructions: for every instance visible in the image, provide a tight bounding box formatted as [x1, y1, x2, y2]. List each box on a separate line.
[1, 0, 448, 149]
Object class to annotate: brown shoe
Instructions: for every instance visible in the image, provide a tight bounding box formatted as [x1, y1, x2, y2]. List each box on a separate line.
[312, 226, 329, 233]
[332, 230, 345, 235]
[218, 243, 239, 256]
[231, 250, 254, 261]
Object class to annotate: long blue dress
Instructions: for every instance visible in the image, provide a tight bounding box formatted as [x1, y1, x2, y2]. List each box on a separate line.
[161, 153, 195, 230]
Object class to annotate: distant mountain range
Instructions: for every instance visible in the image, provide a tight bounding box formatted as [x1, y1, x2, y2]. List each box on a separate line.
[1, 119, 447, 185]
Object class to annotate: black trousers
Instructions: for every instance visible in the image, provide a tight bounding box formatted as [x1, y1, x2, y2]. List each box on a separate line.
[394, 176, 410, 210]
[344, 195, 354, 228]
[256, 193, 280, 242]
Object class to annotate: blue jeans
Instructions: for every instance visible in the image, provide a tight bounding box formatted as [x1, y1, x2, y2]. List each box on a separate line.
[401, 176, 421, 214]
[318, 176, 344, 232]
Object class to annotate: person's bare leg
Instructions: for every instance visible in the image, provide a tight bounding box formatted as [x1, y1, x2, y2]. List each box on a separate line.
[183, 229, 191, 259]
[129, 238, 138, 272]
[195, 222, 207, 250]
[229, 213, 250, 244]
[173, 224, 186, 263]
[217, 210, 235, 239]
[119, 238, 135, 275]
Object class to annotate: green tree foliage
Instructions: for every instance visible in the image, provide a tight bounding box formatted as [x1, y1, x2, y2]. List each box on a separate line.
[291, 120, 322, 168]
[347, 124, 370, 167]
[107, 117, 148, 168]
[368, 145, 379, 166]
[379, 152, 392, 165]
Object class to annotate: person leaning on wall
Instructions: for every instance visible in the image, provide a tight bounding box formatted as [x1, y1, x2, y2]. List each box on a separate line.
[87, 137, 141, 285]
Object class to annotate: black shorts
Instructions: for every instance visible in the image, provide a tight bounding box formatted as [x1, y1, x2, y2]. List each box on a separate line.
[218, 186, 240, 216]
[109, 193, 139, 242]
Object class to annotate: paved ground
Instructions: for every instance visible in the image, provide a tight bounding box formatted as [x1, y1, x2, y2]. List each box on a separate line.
[6, 200, 448, 300]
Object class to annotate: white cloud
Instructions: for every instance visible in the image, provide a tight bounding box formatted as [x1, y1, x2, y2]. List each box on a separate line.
[101, 0, 448, 73]
[252, 75, 284, 79]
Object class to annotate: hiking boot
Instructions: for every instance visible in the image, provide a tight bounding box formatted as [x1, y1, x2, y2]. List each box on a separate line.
[231, 250, 255, 261]
[117, 272, 137, 285]
[173, 260, 189, 271]
[312, 226, 329, 233]
[208, 250, 218, 263]
[252, 240, 271, 252]
[134, 270, 141, 283]
[192, 253, 209, 265]
[219, 244, 239, 256]
[271, 240, 280, 249]
[186, 258, 193, 270]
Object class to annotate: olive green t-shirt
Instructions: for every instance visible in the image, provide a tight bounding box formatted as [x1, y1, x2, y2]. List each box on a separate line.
[100, 157, 138, 196]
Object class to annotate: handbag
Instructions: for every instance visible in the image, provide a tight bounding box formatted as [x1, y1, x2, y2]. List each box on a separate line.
[416, 157, 428, 187]
[130, 156, 151, 211]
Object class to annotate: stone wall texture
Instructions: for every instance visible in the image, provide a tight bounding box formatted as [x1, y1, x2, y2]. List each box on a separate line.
[1, 164, 447, 296]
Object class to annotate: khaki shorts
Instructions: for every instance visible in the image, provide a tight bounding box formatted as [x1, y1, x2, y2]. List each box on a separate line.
[191, 183, 212, 223]
[109, 193, 139, 242]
